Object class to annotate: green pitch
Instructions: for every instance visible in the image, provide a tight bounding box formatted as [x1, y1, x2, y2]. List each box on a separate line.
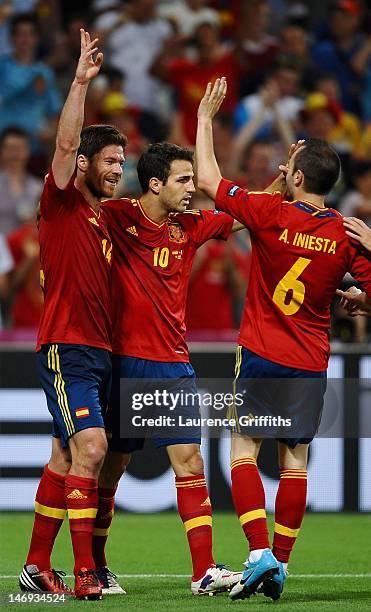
[1, 512, 370, 611]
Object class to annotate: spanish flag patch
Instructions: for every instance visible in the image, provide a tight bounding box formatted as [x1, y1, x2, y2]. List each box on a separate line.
[75, 407, 90, 418]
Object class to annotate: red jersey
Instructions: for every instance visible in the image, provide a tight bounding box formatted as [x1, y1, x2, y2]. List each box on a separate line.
[103, 199, 233, 361]
[37, 170, 112, 352]
[216, 179, 371, 371]
[7, 223, 43, 328]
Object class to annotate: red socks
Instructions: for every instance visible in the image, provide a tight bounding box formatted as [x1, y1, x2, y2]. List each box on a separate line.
[65, 474, 98, 574]
[26, 465, 66, 570]
[231, 457, 269, 551]
[176, 475, 214, 581]
[273, 468, 307, 563]
[92, 486, 116, 568]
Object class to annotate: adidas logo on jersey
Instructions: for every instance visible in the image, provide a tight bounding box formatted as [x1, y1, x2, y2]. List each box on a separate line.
[201, 497, 211, 507]
[126, 225, 138, 236]
[88, 217, 99, 227]
[67, 489, 87, 500]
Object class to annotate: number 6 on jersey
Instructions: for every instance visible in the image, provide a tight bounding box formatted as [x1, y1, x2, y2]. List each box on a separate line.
[273, 257, 311, 316]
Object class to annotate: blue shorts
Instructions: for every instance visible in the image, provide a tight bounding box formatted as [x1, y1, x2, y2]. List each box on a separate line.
[232, 346, 327, 448]
[106, 355, 201, 452]
[37, 344, 112, 448]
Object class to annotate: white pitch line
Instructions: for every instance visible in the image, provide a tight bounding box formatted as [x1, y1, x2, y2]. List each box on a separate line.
[0, 573, 371, 579]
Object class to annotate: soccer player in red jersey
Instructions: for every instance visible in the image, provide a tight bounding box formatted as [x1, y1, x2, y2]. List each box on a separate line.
[91, 142, 245, 595]
[196, 78, 371, 601]
[19, 30, 127, 600]
[337, 217, 371, 315]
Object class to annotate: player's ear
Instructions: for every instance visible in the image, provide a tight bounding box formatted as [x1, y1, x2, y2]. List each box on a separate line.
[77, 154, 89, 173]
[294, 169, 304, 187]
[149, 177, 161, 195]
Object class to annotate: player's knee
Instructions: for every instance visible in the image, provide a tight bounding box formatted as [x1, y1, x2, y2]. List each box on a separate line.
[79, 435, 108, 471]
[184, 449, 204, 476]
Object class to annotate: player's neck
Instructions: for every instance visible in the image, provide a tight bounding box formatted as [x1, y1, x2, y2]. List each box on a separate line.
[140, 193, 169, 225]
[75, 177, 101, 214]
[296, 190, 326, 209]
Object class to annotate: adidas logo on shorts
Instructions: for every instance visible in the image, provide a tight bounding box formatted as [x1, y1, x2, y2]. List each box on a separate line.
[67, 489, 87, 499]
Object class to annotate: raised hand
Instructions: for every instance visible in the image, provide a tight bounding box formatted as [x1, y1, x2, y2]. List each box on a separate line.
[75, 29, 103, 85]
[279, 140, 305, 177]
[343, 217, 371, 251]
[198, 77, 227, 121]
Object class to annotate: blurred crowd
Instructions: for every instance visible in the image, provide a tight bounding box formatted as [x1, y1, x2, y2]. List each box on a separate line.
[0, 0, 370, 342]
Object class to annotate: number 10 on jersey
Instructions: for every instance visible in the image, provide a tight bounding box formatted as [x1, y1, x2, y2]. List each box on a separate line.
[153, 247, 169, 268]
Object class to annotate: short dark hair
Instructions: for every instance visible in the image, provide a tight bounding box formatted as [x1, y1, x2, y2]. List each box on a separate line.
[10, 12, 39, 37]
[78, 124, 127, 159]
[137, 142, 194, 193]
[0, 126, 30, 147]
[293, 138, 340, 195]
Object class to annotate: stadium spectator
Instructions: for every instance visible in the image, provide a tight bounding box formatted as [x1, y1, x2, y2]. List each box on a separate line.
[0, 127, 43, 234]
[0, 13, 62, 157]
[152, 21, 241, 145]
[350, 34, 371, 122]
[311, 0, 365, 114]
[314, 74, 365, 158]
[158, 0, 220, 36]
[91, 0, 122, 33]
[279, 23, 317, 90]
[100, 88, 144, 196]
[186, 195, 248, 333]
[339, 162, 371, 225]
[7, 218, 42, 328]
[0, 232, 13, 329]
[46, 14, 89, 98]
[299, 92, 362, 193]
[233, 59, 302, 150]
[236, 0, 279, 96]
[97, 0, 172, 123]
[236, 141, 277, 191]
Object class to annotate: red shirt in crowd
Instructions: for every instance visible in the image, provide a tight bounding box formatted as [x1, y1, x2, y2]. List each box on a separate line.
[186, 238, 249, 331]
[167, 52, 240, 145]
[7, 222, 43, 328]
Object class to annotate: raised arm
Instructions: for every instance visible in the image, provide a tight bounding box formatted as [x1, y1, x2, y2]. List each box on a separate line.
[52, 29, 103, 189]
[196, 78, 227, 200]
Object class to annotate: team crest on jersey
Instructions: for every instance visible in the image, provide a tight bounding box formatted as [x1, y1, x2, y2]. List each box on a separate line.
[168, 222, 185, 243]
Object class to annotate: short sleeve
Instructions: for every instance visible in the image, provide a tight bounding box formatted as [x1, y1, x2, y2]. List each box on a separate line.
[39, 169, 77, 220]
[181, 209, 233, 248]
[215, 178, 283, 232]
